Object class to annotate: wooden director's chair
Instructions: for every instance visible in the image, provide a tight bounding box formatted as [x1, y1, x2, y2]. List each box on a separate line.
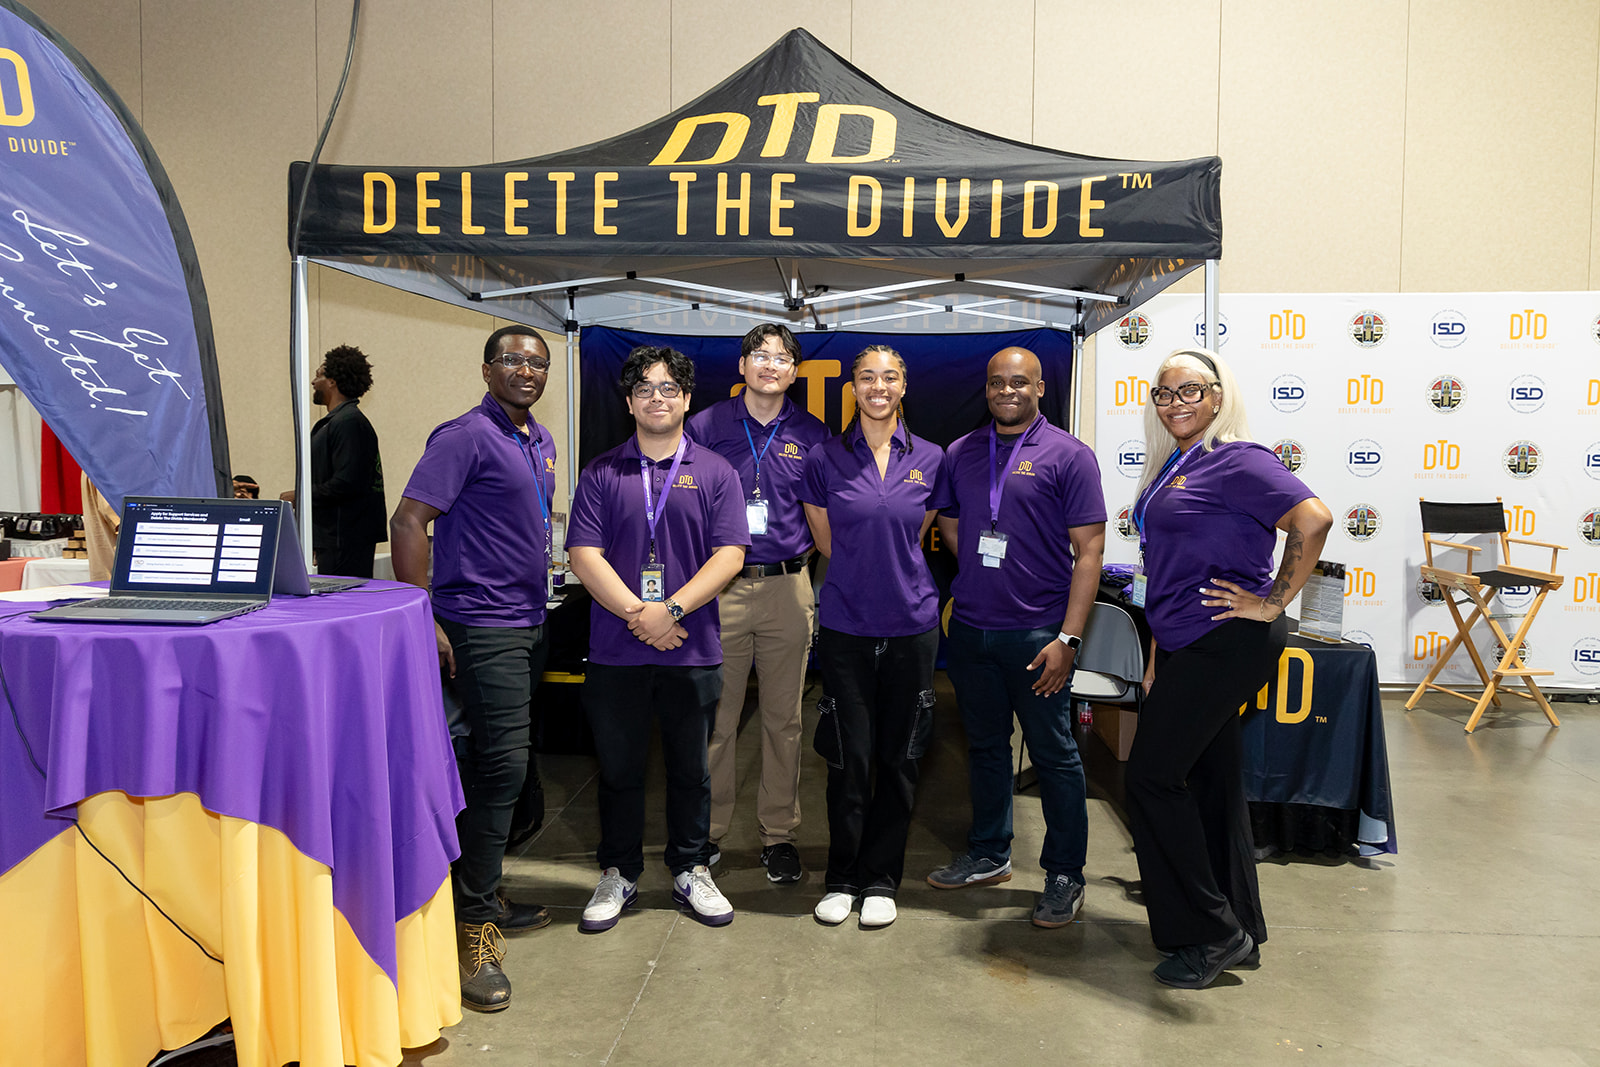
[1405, 498, 1566, 732]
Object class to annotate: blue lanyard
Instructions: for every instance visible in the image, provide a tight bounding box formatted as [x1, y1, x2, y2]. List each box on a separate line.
[742, 415, 782, 498]
[509, 427, 551, 535]
[1132, 445, 1199, 548]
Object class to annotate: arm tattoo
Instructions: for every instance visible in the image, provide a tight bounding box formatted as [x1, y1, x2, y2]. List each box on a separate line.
[1267, 525, 1305, 607]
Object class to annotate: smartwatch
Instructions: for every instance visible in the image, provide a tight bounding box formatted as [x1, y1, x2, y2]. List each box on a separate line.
[1057, 632, 1082, 651]
[664, 598, 686, 622]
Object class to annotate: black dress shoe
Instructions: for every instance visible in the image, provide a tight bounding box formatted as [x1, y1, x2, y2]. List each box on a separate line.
[495, 889, 552, 932]
[1153, 928, 1254, 989]
[457, 921, 511, 1012]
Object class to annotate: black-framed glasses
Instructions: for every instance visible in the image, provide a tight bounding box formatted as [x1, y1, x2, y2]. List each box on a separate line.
[1151, 381, 1213, 407]
[631, 381, 682, 399]
[748, 351, 795, 369]
[493, 353, 551, 372]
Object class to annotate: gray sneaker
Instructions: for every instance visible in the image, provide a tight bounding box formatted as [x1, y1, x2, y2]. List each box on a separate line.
[1032, 873, 1085, 928]
[926, 853, 1012, 890]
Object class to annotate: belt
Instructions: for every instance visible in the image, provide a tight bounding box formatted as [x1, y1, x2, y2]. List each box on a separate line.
[738, 554, 809, 579]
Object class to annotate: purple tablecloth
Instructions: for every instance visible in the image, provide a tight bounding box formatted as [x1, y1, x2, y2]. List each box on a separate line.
[0, 582, 464, 981]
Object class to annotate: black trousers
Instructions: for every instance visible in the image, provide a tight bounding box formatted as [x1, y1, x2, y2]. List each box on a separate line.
[583, 662, 722, 882]
[314, 541, 377, 579]
[437, 617, 548, 923]
[1126, 615, 1286, 950]
[814, 626, 939, 899]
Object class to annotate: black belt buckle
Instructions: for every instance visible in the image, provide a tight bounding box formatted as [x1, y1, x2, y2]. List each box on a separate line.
[740, 554, 807, 579]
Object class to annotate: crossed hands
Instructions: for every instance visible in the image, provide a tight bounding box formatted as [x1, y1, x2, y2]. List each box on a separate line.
[624, 601, 687, 651]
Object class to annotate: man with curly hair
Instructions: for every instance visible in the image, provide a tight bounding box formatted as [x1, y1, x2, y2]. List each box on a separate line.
[283, 344, 388, 577]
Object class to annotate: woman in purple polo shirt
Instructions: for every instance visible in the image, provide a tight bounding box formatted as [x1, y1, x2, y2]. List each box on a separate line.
[800, 345, 950, 930]
[1129, 347, 1331, 990]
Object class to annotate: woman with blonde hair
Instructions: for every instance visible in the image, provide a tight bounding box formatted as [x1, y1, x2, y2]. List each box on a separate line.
[1127, 347, 1331, 989]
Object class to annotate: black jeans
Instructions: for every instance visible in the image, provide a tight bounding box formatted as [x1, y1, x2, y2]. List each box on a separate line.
[814, 625, 939, 899]
[437, 616, 548, 924]
[583, 663, 722, 882]
[1126, 615, 1286, 950]
[314, 541, 377, 579]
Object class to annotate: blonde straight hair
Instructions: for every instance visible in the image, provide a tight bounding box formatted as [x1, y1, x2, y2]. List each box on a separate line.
[1136, 348, 1252, 496]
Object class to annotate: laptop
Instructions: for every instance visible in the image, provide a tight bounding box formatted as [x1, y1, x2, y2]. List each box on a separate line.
[269, 510, 368, 597]
[34, 496, 287, 625]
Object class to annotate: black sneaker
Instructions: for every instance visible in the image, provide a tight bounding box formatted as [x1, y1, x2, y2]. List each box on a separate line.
[1152, 928, 1255, 989]
[1032, 873, 1084, 928]
[760, 843, 804, 883]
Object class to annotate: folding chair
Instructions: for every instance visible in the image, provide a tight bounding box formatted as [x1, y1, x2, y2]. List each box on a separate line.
[1405, 498, 1566, 733]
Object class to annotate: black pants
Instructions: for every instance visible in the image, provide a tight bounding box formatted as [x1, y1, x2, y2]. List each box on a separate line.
[437, 617, 548, 923]
[1126, 615, 1286, 950]
[814, 626, 939, 899]
[314, 541, 377, 579]
[583, 662, 722, 882]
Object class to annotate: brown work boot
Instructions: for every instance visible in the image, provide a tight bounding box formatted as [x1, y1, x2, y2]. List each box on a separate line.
[457, 920, 510, 1012]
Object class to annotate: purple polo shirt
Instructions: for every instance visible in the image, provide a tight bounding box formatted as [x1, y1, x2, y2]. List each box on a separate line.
[801, 423, 951, 638]
[1135, 440, 1315, 650]
[402, 394, 555, 627]
[687, 393, 831, 564]
[945, 416, 1107, 631]
[567, 434, 749, 666]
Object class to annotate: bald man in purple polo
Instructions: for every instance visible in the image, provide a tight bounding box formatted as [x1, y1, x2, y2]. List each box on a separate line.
[927, 346, 1107, 930]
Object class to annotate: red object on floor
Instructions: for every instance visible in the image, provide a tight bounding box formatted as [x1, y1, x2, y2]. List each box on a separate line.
[40, 423, 83, 513]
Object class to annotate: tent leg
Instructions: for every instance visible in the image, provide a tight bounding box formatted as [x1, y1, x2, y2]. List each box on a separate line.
[565, 290, 578, 510]
[291, 256, 315, 569]
[1204, 259, 1220, 352]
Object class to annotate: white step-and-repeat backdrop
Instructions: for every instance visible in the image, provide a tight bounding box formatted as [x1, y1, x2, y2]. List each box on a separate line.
[1092, 292, 1600, 690]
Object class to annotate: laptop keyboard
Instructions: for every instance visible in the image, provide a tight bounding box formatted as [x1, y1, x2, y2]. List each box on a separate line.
[108, 598, 258, 612]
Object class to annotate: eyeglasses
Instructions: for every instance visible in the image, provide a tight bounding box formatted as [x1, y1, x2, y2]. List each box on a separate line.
[492, 353, 551, 372]
[1151, 381, 1213, 407]
[631, 381, 682, 399]
[748, 352, 795, 369]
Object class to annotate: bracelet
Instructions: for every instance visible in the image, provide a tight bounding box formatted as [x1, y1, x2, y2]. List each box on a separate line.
[1057, 632, 1082, 650]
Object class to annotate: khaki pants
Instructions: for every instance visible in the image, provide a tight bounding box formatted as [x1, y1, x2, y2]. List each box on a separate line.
[707, 568, 814, 846]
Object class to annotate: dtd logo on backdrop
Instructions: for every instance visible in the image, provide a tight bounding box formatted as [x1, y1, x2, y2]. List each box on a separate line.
[1115, 440, 1146, 479]
[1264, 308, 1306, 347]
[1503, 441, 1541, 479]
[1193, 312, 1229, 348]
[1504, 308, 1552, 349]
[1573, 637, 1600, 676]
[1431, 310, 1468, 348]
[1114, 313, 1151, 349]
[1342, 374, 1390, 414]
[1343, 504, 1381, 542]
[1427, 375, 1466, 414]
[1502, 502, 1536, 536]
[1410, 629, 1451, 667]
[1349, 310, 1387, 347]
[1419, 438, 1463, 479]
[1114, 504, 1138, 542]
[1346, 438, 1383, 478]
[1269, 373, 1307, 413]
[1570, 570, 1600, 610]
[1272, 439, 1304, 473]
[1109, 375, 1149, 410]
[1507, 374, 1545, 414]
[1344, 566, 1382, 606]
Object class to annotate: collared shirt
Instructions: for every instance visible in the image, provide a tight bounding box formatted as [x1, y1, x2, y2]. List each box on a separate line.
[309, 398, 387, 551]
[686, 392, 831, 564]
[567, 433, 749, 666]
[1135, 440, 1315, 649]
[402, 394, 555, 628]
[800, 422, 951, 638]
[944, 417, 1106, 631]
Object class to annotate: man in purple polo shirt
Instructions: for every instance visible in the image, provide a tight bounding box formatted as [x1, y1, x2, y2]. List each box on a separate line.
[927, 346, 1107, 930]
[390, 324, 558, 1014]
[567, 345, 749, 933]
[686, 324, 830, 885]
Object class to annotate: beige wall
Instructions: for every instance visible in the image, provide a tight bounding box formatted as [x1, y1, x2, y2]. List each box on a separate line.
[21, 0, 1600, 498]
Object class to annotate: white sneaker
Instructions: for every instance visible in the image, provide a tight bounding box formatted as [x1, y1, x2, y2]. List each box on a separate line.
[579, 868, 637, 934]
[813, 891, 854, 925]
[859, 895, 897, 928]
[672, 865, 734, 926]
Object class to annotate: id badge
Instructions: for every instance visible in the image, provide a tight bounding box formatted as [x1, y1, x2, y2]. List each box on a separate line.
[640, 564, 665, 602]
[977, 530, 1009, 569]
[746, 498, 769, 536]
[1130, 569, 1148, 608]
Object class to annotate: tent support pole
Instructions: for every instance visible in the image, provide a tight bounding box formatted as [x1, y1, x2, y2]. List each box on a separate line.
[292, 256, 315, 569]
[1204, 259, 1220, 352]
[1070, 323, 1085, 439]
[565, 289, 578, 514]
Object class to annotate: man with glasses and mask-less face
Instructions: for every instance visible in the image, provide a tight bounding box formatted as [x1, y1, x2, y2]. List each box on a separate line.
[567, 346, 749, 935]
[928, 347, 1106, 930]
[686, 324, 830, 885]
[391, 325, 560, 1014]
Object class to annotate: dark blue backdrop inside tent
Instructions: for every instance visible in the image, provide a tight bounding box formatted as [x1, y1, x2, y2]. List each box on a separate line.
[577, 327, 1074, 466]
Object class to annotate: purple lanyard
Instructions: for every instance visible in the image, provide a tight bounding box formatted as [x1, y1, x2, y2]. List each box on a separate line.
[987, 415, 1043, 530]
[640, 436, 688, 560]
[1133, 444, 1201, 551]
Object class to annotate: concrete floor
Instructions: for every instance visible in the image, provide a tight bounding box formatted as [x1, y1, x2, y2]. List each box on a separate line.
[402, 679, 1600, 1067]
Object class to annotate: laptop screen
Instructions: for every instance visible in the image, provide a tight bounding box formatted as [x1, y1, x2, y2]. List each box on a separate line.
[113, 497, 282, 597]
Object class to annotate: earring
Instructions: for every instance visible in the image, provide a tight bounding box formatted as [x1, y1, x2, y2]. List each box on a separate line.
[1212, 406, 1220, 414]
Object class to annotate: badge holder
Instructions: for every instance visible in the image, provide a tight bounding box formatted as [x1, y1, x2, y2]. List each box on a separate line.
[640, 564, 665, 602]
[746, 498, 769, 536]
[978, 529, 1009, 569]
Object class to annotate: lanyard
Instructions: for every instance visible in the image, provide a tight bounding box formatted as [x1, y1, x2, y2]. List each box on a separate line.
[1133, 445, 1201, 549]
[742, 414, 783, 498]
[509, 427, 552, 545]
[640, 436, 688, 560]
[987, 414, 1043, 529]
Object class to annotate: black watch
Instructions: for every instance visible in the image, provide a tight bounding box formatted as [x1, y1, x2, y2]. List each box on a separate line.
[664, 598, 685, 622]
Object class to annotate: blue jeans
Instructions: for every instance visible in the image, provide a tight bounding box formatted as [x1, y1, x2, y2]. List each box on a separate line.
[945, 618, 1087, 878]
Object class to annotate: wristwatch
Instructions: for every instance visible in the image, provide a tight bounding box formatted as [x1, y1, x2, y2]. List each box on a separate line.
[664, 598, 685, 622]
[1057, 632, 1082, 651]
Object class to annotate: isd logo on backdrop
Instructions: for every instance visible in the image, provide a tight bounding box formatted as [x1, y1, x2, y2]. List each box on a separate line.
[1507, 375, 1545, 414]
[1273, 440, 1304, 473]
[1344, 504, 1382, 542]
[1496, 585, 1535, 611]
[1193, 312, 1229, 348]
[1503, 441, 1541, 479]
[1431, 310, 1468, 348]
[1349, 310, 1386, 347]
[1115, 313, 1151, 350]
[1269, 373, 1307, 413]
[1342, 630, 1376, 650]
[1573, 638, 1600, 676]
[1586, 442, 1600, 480]
[1346, 439, 1383, 478]
[1427, 375, 1466, 413]
[1114, 505, 1138, 542]
[1115, 441, 1146, 478]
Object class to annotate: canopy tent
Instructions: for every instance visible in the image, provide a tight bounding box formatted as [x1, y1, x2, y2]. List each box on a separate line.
[286, 27, 1222, 550]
